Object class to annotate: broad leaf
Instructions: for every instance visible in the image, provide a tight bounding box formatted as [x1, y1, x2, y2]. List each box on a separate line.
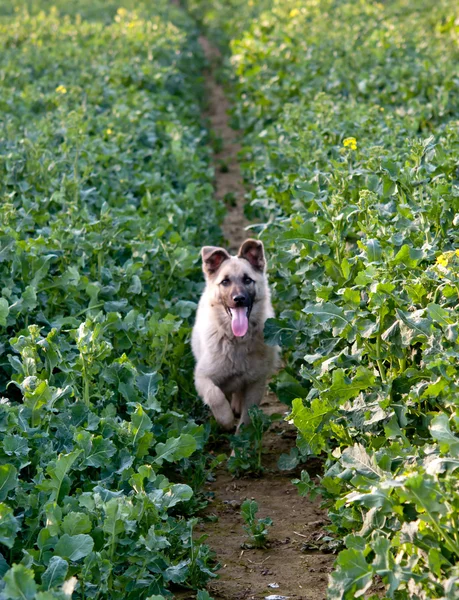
[4, 564, 37, 600]
[41, 557, 69, 590]
[54, 534, 94, 562]
[0, 464, 17, 501]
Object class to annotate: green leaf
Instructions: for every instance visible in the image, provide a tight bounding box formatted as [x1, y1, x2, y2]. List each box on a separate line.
[292, 470, 317, 498]
[366, 239, 382, 263]
[83, 436, 117, 468]
[39, 450, 81, 502]
[278, 447, 299, 471]
[54, 534, 94, 562]
[0, 502, 20, 548]
[3, 435, 30, 459]
[345, 487, 392, 511]
[340, 444, 384, 479]
[324, 367, 375, 403]
[430, 413, 459, 456]
[62, 512, 92, 536]
[396, 308, 430, 344]
[329, 548, 373, 598]
[392, 244, 422, 268]
[342, 288, 360, 306]
[23, 379, 52, 414]
[197, 592, 214, 600]
[4, 564, 37, 600]
[136, 372, 161, 409]
[0, 464, 17, 501]
[428, 548, 450, 578]
[21, 286, 37, 311]
[0, 553, 9, 578]
[275, 379, 308, 406]
[341, 258, 350, 279]
[344, 534, 366, 552]
[0, 298, 9, 326]
[102, 497, 132, 538]
[289, 397, 334, 455]
[41, 556, 69, 590]
[131, 404, 153, 445]
[427, 303, 452, 328]
[303, 302, 349, 326]
[128, 275, 142, 294]
[355, 265, 377, 286]
[164, 560, 189, 583]
[399, 474, 443, 515]
[241, 499, 258, 525]
[154, 434, 197, 465]
[264, 317, 297, 347]
[161, 484, 193, 508]
[371, 535, 398, 593]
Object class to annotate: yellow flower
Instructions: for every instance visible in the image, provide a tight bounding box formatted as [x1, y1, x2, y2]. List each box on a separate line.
[343, 137, 357, 150]
[55, 85, 67, 94]
[289, 8, 300, 18]
[455, 249, 459, 257]
[106, 128, 113, 135]
[437, 254, 449, 267]
[117, 7, 127, 16]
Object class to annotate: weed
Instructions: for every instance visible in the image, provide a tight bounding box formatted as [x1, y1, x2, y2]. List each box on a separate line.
[228, 406, 273, 475]
[241, 499, 273, 549]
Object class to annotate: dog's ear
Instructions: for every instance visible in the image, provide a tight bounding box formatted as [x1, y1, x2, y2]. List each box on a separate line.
[238, 239, 266, 272]
[201, 246, 231, 277]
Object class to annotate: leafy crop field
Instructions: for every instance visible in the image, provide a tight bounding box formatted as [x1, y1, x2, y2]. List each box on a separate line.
[0, 1, 222, 598]
[3, 0, 459, 598]
[187, 0, 459, 598]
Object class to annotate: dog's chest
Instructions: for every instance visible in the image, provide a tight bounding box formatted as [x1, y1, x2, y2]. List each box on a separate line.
[210, 335, 268, 390]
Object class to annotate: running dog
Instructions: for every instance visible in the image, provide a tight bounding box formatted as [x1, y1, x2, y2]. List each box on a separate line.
[192, 239, 278, 430]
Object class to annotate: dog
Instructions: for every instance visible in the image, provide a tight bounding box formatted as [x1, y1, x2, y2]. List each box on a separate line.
[192, 239, 278, 431]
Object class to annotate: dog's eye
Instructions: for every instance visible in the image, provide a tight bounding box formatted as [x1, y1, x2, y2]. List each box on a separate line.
[220, 278, 230, 286]
[243, 276, 254, 285]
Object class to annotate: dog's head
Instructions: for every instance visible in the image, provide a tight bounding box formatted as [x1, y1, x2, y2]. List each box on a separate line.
[201, 239, 267, 337]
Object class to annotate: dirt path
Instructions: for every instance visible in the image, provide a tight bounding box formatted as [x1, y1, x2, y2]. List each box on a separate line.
[189, 35, 334, 600]
[198, 36, 250, 252]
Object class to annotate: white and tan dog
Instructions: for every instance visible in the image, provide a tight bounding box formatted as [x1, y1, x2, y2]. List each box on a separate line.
[192, 239, 278, 430]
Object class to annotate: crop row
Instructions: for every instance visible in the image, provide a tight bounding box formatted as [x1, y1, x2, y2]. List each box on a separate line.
[187, 0, 459, 598]
[0, 2, 221, 599]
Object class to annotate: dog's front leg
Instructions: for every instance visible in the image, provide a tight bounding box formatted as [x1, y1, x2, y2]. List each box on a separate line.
[195, 373, 234, 430]
[231, 390, 244, 417]
[238, 378, 267, 431]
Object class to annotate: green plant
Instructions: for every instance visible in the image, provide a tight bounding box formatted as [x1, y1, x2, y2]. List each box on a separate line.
[240, 499, 273, 548]
[0, 1, 223, 597]
[227, 406, 272, 475]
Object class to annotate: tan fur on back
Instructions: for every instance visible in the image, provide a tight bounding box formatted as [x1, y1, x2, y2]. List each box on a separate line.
[192, 242, 279, 430]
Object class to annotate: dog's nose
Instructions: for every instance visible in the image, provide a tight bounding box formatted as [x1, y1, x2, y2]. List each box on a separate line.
[233, 294, 245, 305]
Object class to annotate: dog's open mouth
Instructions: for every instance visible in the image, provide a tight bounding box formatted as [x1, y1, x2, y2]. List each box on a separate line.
[228, 307, 249, 337]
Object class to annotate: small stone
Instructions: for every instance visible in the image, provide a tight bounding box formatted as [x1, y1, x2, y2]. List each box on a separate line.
[268, 583, 280, 588]
[224, 499, 241, 509]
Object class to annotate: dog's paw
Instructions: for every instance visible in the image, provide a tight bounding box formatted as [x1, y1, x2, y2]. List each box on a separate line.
[213, 403, 235, 430]
[216, 413, 235, 431]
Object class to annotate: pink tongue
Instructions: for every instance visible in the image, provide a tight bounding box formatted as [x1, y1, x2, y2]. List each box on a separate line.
[231, 307, 249, 337]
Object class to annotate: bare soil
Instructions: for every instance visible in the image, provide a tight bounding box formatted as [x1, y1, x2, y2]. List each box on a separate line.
[183, 35, 335, 600]
[199, 36, 251, 252]
[197, 395, 333, 600]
